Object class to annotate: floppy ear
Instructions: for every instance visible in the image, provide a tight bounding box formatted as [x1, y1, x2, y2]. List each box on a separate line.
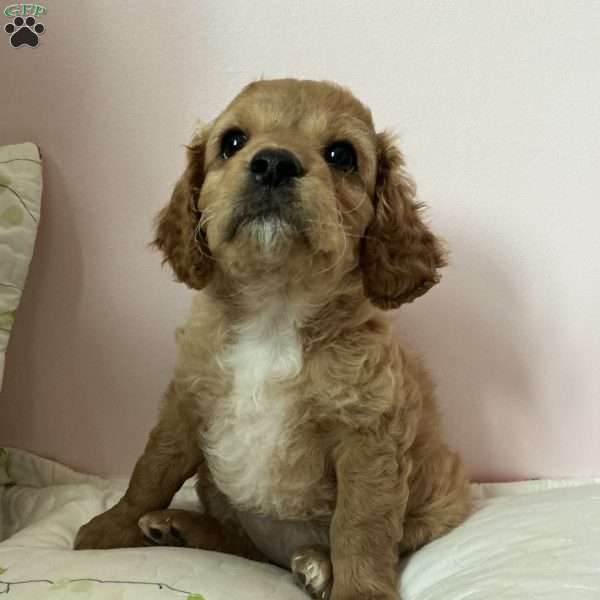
[153, 131, 214, 290]
[360, 132, 447, 309]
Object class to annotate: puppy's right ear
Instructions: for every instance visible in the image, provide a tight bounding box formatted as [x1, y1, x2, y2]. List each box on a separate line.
[153, 129, 214, 290]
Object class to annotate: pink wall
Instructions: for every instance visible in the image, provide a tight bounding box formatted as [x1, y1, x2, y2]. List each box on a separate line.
[1, 1, 599, 481]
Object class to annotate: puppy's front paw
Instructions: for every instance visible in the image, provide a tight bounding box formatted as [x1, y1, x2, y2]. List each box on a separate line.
[74, 506, 146, 550]
[291, 545, 332, 600]
[138, 510, 191, 546]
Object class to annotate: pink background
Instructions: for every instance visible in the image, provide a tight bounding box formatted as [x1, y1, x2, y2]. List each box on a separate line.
[1, 1, 599, 481]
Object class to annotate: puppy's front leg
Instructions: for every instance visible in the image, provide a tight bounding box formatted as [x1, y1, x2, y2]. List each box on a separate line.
[74, 388, 201, 549]
[329, 434, 408, 600]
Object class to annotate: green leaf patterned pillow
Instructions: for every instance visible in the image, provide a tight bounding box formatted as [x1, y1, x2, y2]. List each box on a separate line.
[0, 143, 42, 389]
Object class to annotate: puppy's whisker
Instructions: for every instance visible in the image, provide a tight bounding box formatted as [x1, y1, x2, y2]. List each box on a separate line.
[302, 217, 350, 279]
[190, 225, 217, 263]
[320, 229, 349, 277]
[338, 193, 368, 216]
[304, 219, 386, 247]
[199, 212, 215, 227]
[297, 219, 367, 242]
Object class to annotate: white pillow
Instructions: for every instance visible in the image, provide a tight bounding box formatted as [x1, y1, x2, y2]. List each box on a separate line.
[0, 142, 42, 389]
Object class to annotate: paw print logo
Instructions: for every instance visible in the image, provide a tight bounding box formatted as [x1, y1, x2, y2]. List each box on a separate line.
[4, 16, 45, 48]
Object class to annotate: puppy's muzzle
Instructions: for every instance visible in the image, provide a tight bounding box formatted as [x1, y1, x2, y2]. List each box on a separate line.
[249, 148, 304, 188]
[227, 148, 306, 242]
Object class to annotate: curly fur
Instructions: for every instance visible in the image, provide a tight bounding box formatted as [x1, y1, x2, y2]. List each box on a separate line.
[361, 132, 448, 308]
[75, 79, 471, 600]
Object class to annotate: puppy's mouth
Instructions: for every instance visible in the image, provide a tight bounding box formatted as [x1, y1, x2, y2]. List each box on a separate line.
[227, 187, 305, 244]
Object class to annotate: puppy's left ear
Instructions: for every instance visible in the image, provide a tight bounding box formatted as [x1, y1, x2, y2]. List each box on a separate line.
[360, 132, 447, 309]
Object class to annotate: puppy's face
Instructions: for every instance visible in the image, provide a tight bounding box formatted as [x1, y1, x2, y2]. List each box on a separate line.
[155, 79, 446, 308]
[200, 81, 377, 278]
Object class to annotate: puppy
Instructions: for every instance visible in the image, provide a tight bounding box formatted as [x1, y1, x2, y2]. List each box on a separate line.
[75, 79, 471, 600]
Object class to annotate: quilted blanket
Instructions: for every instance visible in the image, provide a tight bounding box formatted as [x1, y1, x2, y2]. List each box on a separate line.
[1, 447, 599, 599]
[0, 143, 42, 389]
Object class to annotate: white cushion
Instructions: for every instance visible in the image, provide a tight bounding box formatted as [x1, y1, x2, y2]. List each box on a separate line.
[1, 448, 599, 599]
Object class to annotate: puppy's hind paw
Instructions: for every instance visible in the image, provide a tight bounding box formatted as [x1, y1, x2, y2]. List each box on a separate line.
[291, 545, 332, 600]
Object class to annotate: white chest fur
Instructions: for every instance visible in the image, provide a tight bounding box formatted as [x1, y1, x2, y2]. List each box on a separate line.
[203, 300, 303, 512]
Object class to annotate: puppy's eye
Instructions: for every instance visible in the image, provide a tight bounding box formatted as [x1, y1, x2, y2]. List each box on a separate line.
[221, 129, 248, 159]
[324, 141, 358, 172]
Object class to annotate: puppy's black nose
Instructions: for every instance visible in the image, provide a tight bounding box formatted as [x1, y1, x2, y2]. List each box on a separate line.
[250, 149, 303, 188]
